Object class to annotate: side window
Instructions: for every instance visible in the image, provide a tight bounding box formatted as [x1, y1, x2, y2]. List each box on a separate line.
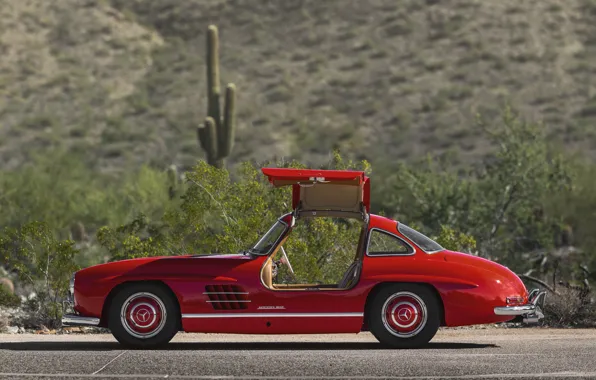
[367, 229, 413, 256]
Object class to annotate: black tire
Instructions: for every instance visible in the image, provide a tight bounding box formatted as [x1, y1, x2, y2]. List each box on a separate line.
[108, 283, 180, 349]
[368, 283, 441, 348]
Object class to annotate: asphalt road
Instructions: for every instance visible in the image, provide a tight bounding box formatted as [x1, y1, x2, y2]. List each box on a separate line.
[0, 328, 595, 380]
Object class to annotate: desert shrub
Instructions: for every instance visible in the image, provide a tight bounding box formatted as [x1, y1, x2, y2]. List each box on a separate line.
[0, 149, 175, 241]
[97, 161, 292, 260]
[432, 225, 477, 254]
[0, 283, 20, 308]
[0, 222, 79, 328]
[381, 108, 572, 270]
[0, 148, 183, 272]
[2, 107, 596, 329]
[0, 315, 8, 332]
[546, 159, 596, 284]
[278, 217, 363, 284]
[543, 287, 596, 327]
[98, 153, 371, 282]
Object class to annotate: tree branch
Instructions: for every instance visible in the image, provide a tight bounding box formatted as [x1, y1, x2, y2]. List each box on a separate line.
[489, 183, 517, 240]
[189, 179, 237, 226]
[517, 273, 561, 296]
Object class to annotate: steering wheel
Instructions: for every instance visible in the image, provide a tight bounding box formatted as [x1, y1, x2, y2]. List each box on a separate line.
[280, 246, 295, 276]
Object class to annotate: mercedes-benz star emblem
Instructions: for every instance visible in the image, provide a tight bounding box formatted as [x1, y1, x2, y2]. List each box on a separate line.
[137, 309, 150, 323]
[397, 308, 412, 321]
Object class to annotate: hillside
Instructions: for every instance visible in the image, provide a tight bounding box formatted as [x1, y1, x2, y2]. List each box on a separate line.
[2, 0, 596, 171]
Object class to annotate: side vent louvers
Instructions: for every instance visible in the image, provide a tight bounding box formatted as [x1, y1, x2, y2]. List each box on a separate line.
[204, 285, 250, 310]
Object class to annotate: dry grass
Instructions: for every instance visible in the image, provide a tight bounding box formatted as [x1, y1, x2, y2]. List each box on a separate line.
[0, 278, 13, 294]
[543, 287, 596, 327]
[0, 315, 8, 332]
[2, 0, 596, 171]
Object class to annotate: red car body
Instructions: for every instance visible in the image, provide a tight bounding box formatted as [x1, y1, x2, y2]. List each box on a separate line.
[63, 168, 545, 347]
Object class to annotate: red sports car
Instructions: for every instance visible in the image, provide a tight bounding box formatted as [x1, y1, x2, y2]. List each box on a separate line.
[62, 168, 545, 348]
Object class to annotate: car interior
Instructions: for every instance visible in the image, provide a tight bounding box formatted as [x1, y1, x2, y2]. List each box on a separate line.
[260, 221, 368, 291]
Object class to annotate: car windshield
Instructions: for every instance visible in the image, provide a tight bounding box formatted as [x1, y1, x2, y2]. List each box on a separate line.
[397, 223, 444, 253]
[249, 220, 288, 255]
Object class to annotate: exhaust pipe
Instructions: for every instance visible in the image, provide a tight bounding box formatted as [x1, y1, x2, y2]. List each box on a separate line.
[523, 315, 540, 323]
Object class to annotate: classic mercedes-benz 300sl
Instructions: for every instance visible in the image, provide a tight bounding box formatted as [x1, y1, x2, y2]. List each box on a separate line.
[62, 168, 545, 348]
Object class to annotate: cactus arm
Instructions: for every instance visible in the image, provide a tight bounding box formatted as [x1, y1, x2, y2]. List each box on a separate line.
[206, 25, 220, 96]
[167, 165, 178, 200]
[206, 25, 221, 133]
[203, 117, 222, 168]
[197, 120, 210, 153]
[220, 83, 236, 158]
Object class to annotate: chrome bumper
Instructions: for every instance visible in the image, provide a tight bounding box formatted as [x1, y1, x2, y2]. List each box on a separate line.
[62, 314, 101, 327]
[494, 289, 546, 323]
[61, 275, 100, 328]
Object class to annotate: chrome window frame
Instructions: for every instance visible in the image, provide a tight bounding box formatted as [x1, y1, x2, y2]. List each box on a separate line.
[250, 217, 291, 256]
[365, 228, 416, 257]
[396, 223, 444, 254]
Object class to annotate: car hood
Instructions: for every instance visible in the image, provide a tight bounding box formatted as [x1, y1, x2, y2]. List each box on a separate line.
[76, 253, 255, 282]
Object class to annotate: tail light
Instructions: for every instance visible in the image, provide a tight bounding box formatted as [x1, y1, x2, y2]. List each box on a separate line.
[506, 296, 525, 306]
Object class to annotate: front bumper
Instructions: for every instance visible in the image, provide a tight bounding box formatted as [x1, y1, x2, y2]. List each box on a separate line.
[61, 273, 100, 328]
[493, 289, 546, 323]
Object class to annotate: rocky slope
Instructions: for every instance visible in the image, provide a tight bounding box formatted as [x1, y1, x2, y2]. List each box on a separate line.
[2, 0, 596, 171]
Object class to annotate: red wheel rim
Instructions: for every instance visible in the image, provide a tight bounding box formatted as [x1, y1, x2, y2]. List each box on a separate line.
[120, 292, 167, 339]
[381, 291, 427, 338]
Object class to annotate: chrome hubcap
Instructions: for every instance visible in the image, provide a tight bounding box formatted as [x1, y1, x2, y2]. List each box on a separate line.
[120, 292, 167, 339]
[381, 291, 427, 338]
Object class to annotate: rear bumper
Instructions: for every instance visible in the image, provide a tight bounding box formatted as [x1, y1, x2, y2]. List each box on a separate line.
[494, 305, 537, 315]
[493, 289, 546, 323]
[62, 314, 100, 327]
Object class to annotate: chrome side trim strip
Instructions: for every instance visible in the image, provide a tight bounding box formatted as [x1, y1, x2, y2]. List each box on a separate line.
[203, 292, 249, 295]
[61, 314, 101, 327]
[182, 312, 363, 319]
[206, 300, 251, 303]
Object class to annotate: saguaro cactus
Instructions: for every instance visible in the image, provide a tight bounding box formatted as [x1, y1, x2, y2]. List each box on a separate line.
[166, 164, 179, 200]
[197, 25, 236, 169]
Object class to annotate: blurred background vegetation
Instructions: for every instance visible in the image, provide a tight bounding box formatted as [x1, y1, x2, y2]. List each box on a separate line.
[1, 0, 596, 327]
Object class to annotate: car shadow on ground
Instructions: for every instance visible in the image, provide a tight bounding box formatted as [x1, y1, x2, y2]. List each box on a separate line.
[0, 341, 497, 351]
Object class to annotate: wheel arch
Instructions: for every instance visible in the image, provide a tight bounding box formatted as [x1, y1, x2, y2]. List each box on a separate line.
[100, 280, 182, 329]
[362, 282, 446, 328]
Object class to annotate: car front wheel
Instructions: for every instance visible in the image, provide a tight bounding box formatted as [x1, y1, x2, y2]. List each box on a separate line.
[108, 283, 180, 349]
[368, 284, 441, 348]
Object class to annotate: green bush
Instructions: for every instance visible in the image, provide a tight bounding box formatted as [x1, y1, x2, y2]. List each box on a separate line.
[381, 108, 572, 270]
[0, 222, 79, 327]
[0, 284, 20, 308]
[2, 109, 596, 328]
[546, 158, 596, 284]
[432, 225, 477, 254]
[98, 153, 370, 282]
[0, 149, 175, 240]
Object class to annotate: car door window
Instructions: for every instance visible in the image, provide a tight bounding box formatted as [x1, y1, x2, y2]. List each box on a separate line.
[367, 229, 413, 256]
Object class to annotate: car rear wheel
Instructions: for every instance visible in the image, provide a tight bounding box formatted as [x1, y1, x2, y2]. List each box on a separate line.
[368, 284, 441, 348]
[108, 283, 180, 349]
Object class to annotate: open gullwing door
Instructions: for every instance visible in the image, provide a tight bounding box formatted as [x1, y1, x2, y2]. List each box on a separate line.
[261, 168, 370, 220]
